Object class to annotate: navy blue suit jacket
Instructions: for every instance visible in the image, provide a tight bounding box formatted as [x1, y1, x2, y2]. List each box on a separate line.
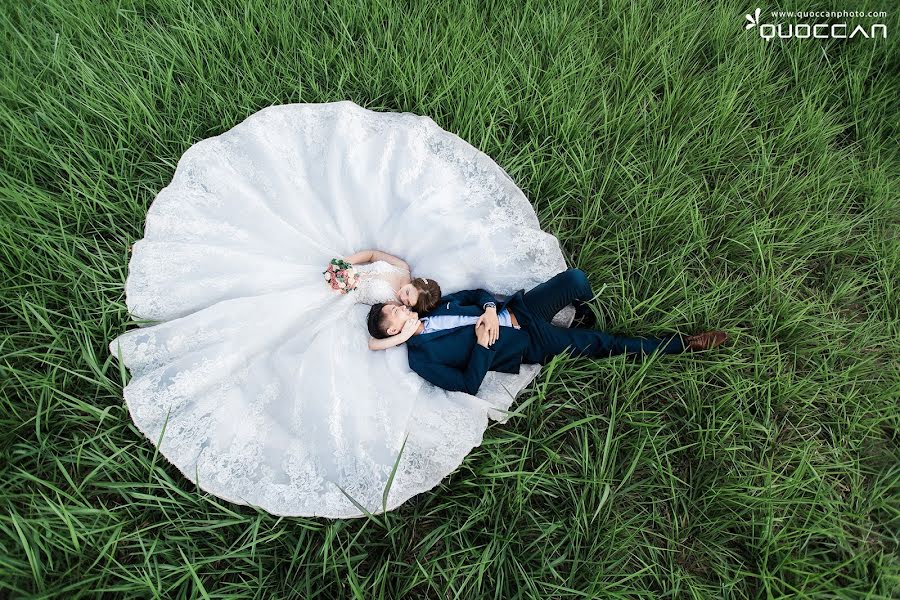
[405, 288, 532, 394]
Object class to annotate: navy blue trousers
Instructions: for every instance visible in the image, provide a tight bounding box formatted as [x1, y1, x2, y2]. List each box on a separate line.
[514, 269, 686, 365]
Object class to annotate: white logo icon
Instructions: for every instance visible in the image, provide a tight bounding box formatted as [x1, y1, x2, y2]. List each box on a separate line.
[745, 7, 761, 29]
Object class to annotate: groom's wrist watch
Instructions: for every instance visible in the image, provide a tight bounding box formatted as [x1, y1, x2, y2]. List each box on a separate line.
[483, 302, 496, 311]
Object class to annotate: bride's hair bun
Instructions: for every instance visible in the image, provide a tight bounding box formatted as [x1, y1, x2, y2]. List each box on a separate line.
[411, 277, 441, 314]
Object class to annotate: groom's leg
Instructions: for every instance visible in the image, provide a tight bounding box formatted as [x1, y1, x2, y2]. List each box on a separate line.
[522, 268, 593, 323]
[525, 322, 685, 364]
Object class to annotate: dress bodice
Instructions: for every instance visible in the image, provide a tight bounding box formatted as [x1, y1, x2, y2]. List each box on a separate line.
[353, 260, 410, 305]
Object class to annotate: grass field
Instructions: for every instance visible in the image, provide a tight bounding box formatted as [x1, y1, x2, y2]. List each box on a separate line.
[1, 0, 898, 597]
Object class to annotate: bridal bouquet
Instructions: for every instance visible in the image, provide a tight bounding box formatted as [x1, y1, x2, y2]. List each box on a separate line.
[324, 258, 358, 293]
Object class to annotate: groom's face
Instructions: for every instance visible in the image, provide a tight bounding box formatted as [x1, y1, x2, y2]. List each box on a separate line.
[382, 302, 417, 336]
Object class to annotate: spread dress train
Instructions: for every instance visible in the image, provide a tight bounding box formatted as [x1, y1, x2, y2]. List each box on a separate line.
[108, 100, 574, 518]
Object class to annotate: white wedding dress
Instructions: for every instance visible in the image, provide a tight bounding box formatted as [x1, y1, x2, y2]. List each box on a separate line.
[109, 100, 574, 518]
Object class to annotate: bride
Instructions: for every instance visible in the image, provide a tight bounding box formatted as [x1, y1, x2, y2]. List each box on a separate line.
[338, 249, 442, 351]
[109, 100, 574, 518]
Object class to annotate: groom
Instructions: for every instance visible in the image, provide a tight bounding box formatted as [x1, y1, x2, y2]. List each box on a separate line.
[366, 269, 727, 395]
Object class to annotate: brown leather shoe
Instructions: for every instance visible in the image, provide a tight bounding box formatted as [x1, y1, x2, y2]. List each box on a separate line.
[683, 331, 728, 351]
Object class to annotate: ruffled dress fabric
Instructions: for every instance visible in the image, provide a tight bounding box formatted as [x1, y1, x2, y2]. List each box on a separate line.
[109, 100, 573, 517]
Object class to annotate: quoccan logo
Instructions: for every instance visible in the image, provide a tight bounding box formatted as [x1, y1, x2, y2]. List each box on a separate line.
[744, 7, 888, 40]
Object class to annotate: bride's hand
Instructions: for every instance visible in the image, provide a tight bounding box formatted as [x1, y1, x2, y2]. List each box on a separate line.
[400, 317, 420, 339]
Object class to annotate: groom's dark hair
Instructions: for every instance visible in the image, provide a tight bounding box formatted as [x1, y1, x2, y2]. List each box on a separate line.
[367, 303, 390, 339]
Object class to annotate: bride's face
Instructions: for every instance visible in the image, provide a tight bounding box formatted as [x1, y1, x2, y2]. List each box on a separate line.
[397, 284, 419, 307]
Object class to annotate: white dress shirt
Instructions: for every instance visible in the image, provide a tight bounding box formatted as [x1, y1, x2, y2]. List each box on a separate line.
[420, 308, 515, 335]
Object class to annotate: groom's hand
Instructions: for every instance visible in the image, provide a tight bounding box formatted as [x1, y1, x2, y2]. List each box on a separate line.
[476, 307, 500, 345]
[475, 322, 492, 348]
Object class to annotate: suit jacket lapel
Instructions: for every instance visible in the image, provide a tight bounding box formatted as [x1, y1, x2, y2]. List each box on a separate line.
[424, 299, 481, 318]
[408, 300, 477, 346]
[407, 325, 466, 346]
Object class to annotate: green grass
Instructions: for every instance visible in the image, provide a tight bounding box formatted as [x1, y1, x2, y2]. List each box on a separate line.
[1, 0, 898, 597]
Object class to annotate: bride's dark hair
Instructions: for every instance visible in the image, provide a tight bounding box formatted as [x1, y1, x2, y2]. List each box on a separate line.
[411, 277, 441, 314]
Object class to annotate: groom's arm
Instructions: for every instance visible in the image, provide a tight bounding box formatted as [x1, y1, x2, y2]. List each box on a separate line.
[442, 289, 498, 311]
[410, 345, 494, 395]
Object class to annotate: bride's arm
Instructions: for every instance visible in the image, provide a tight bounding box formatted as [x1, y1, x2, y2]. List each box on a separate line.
[368, 334, 407, 351]
[343, 250, 375, 264]
[373, 250, 410, 272]
[345, 249, 410, 272]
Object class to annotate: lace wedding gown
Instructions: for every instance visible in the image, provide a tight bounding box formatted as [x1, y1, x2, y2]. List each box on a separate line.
[109, 100, 574, 518]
